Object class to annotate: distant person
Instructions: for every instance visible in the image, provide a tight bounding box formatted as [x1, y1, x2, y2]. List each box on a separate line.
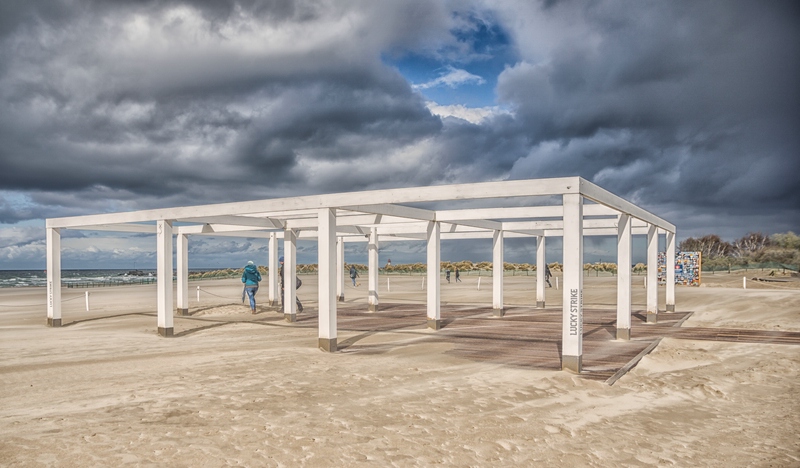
[241, 261, 262, 314]
[455, 268, 461, 282]
[349, 264, 360, 286]
[279, 256, 303, 313]
[445, 268, 451, 283]
[545, 264, 552, 288]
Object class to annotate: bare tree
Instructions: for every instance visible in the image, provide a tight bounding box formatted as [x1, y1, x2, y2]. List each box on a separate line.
[733, 232, 771, 258]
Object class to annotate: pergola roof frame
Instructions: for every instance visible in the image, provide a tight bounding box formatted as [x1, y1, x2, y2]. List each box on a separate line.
[45, 176, 677, 375]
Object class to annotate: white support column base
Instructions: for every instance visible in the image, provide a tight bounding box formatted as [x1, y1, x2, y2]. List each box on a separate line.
[537, 301, 545, 308]
[427, 318, 443, 330]
[158, 327, 174, 337]
[47, 318, 62, 327]
[562, 355, 582, 374]
[666, 304, 675, 312]
[616, 328, 630, 341]
[492, 308, 505, 317]
[646, 312, 658, 323]
[285, 313, 297, 323]
[338, 295, 345, 302]
[319, 338, 337, 352]
[177, 308, 189, 316]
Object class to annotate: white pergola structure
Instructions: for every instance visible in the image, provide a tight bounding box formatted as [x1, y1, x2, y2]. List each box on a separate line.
[45, 177, 676, 373]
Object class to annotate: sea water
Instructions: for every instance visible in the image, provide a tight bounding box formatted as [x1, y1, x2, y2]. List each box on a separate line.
[0, 269, 157, 288]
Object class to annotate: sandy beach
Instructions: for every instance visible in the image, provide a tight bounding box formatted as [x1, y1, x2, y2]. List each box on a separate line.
[1, 272, 798, 466]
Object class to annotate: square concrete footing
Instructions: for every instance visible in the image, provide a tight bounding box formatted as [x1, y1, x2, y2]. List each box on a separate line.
[536, 301, 545, 308]
[666, 304, 675, 312]
[427, 319, 442, 330]
[646, 312, 658, 323]
[562, 355, 582, 373]
[158, 327, 173, 337]
[177, 308, 189, 316]
[285, 313, 296, 323]
[319, 338, 337, 352]
[616, 328, 630, 340]
[368, 304, 378, 312]
[492, 308, 505, 317]
[47, 318, 61, 327]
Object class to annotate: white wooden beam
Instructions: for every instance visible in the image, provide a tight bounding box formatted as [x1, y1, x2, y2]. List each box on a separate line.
[666, 230, 676, 312]
[646, 224, 658, 322]
[616, 214, 632, 340]
[427, 221, 442, 329]
[47, 177, 582, 229]
[156, 220, 174, 337]
[318, 208, 337, 352]
[536, 235, 546, 308]
[580, 179, 675, 232]
[177, 215, 285, 229]
[177, 233, 189, 316]
[368, 227, 379, 312]
[561, 194, 583, 373]
[492, 230, 504, 317]
[64, 223, 156, 234]
[46, 228, 62, 327]
[340, 203, 435, 221]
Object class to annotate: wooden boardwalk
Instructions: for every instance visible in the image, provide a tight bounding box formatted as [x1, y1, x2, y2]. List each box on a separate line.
[280, 302, 800, 384]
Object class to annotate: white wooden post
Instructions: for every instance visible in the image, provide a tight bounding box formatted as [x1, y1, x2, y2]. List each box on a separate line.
[426, 221, 442, 329]
[269, 233, 279, 307]
[666, 230, 676, 311]
[318, 208, 337, 352]
[85, 291, 90, 312]
[562, 193, 583, 373]
[196, 286, 200, 302]
[646, 224, 658, 323]
[616, 214, 632, 340]
[176, 233, 189, 316]
[284, 229, 298, 321]
[536, 235, 546, 308]
[46, 227, 62, 327]
[743, 276, 747, 289]
[368, 227, 379, 312]
[156, 220, 174, 337]
[492, 229, 504, 317]
[336, 237, 345, 302]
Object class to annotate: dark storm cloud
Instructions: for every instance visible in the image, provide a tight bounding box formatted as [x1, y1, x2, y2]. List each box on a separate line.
[496, 0, 800, 235]
[0, 0, 448, 209]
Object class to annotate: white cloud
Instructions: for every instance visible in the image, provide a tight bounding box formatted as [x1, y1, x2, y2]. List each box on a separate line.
[413, 66, 486, 90]
[425, 102, 510, 124]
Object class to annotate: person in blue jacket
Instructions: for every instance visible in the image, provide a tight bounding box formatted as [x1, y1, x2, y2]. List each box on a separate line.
[241, 260, 262, 314]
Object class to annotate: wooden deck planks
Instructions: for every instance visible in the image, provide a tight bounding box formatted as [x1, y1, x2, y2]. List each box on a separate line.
[279, 303, 800, 383]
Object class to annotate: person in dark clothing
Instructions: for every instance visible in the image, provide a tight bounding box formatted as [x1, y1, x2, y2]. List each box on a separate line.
[455, 268, 461, 282]
[445, 269, 451, 283]
[241, 261, 261, 314]
[349, 265, 359, 286]
[279, 256, 303, 312]
[545, 264, 552, 288]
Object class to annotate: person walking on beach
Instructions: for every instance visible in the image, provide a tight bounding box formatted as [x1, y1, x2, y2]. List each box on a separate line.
[445, 268, 451, 283]
[241, 261, 261, 314]
[455, 268, 461, 282]
[279, 256, 304, 313]
[349, 264, 360, 286]
[545, 264, 552, 288]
